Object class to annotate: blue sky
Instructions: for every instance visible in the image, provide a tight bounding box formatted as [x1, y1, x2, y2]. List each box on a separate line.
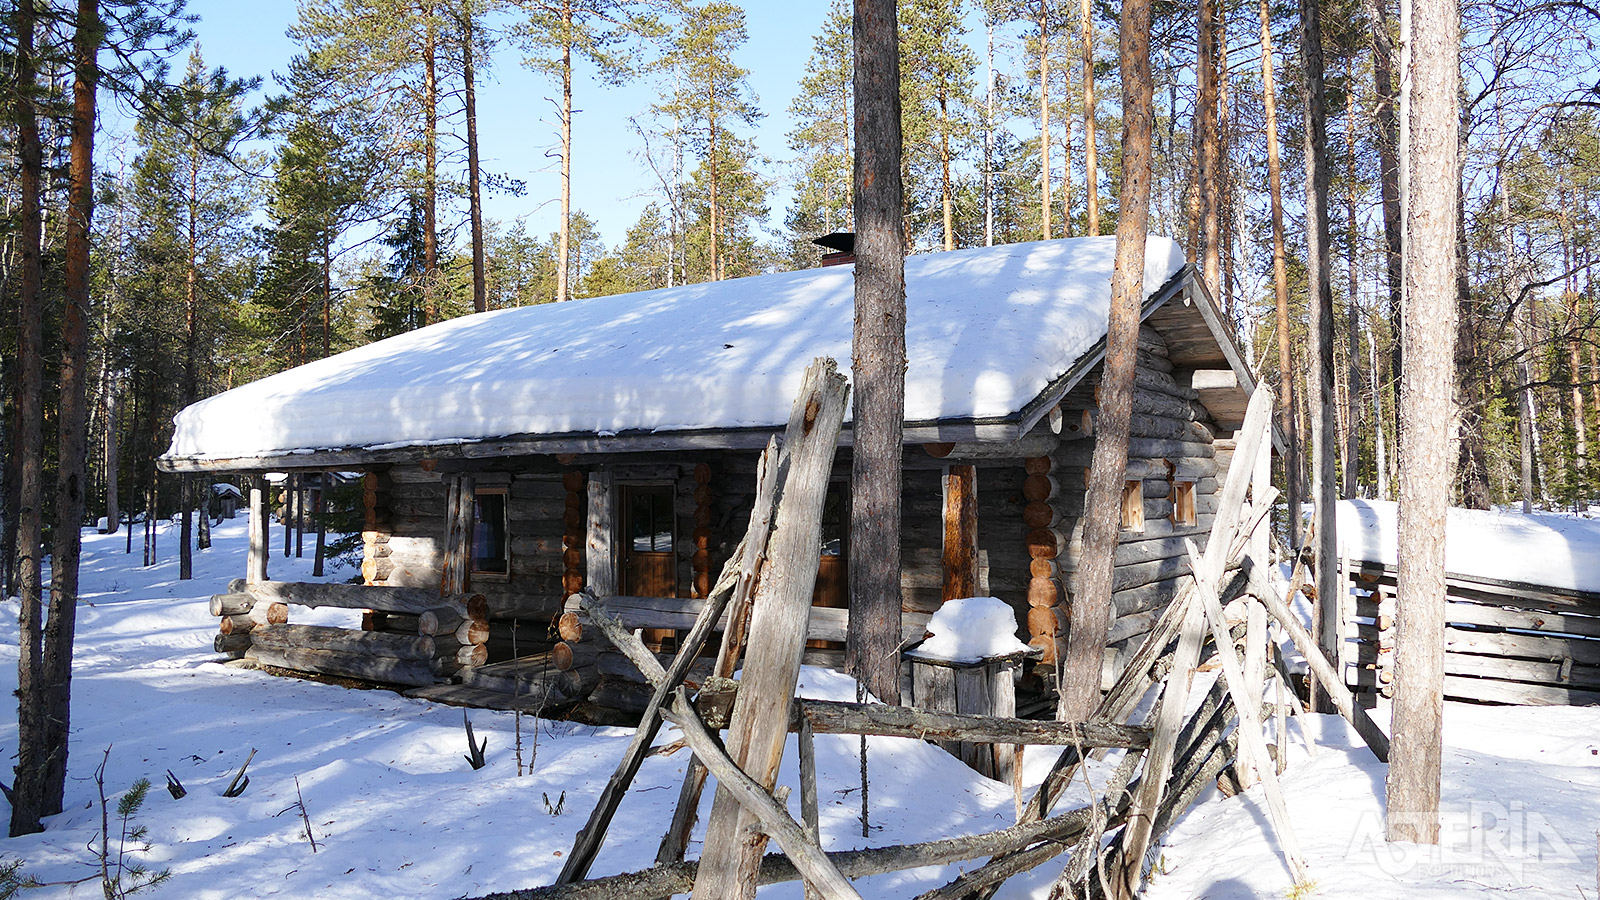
[166, 1, 831, 248]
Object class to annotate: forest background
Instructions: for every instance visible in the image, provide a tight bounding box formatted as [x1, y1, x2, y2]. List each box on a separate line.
[5, 0, 1600, 596]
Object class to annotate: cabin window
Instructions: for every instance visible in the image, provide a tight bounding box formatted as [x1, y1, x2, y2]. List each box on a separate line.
[1121, 480, 1145, 533]
[1172, 481, 1197, 527]
[621, 485, 677, 599]
[472, 487, 509, 575]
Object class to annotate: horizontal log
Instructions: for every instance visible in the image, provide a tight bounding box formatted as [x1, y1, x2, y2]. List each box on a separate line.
[218, 615, 255, 636]
[557, 611, 584, 642]
[1442, 601, 1600, 639]
[209, 592, 253, 616]
[458, 644, 489, 667]
[552, 641, 603, 672]
[249, 602, 290, 627]
[1443, 627, 1600, 667]
[1111, 576, 1189, 618]
[469, 804, 1100, 900]
[562, 593, 931, 645]
[1128, 413, 1213, 443]
[418, 606, 465, 636]
[1442, 673, 1600, 706]
[456, 619, 492, 646]
[1125, 437, 1215, 460]
[1445, 652, 1600, 690]
[243, 581, 482, 617]
[796, 700, 1148, 748]
[923, 431, 1060, 460]
[250, 623, 437, 660]
[247, 646, 438, 687]
[213, 632, 251, 653]
[1113, 555, 1193, 593]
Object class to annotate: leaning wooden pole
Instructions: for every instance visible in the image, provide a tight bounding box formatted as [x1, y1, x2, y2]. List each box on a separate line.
[693, 358, 851, 900]
[1388, 0, 1457, 845]
[1058, 0, 1154, 720]
[848, 0, 908, 705]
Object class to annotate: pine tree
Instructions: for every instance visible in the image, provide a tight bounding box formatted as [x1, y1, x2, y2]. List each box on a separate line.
[900, 0, 977, 251]
[784, 0, 853, 263]
[652, 1, 763, 283]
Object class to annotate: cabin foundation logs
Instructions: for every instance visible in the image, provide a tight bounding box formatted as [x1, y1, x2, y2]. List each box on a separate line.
[208, 580, 490, 685]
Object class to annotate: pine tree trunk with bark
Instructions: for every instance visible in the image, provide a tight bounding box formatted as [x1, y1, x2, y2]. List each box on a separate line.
[848, 0, 907, 706]
[1389, 0, 1457, 844]
[1038, 1, 1051, 240]
[1081, 0, 1097, 234]
[464, 1, 488, 313]
[1196, 0, 1221, 298]
[422, 2, 439, 323]
[10, 0, 49, 838]
[557, 0, 573, 301]
[1260, 0, 1301, 545]
[1302, 0, 1340, 713]
[1058, 0, 1154, 720]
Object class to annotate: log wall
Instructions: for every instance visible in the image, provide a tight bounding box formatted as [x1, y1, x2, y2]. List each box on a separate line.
[1343, 562, 1600, 706]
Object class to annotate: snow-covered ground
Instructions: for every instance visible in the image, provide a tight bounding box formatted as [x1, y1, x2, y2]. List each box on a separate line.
[0, 516, 1594, 898]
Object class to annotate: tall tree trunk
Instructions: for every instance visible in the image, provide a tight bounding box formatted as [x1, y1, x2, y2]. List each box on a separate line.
[1366, 0, 1405, 405]
[181, 133, 200, 581]
[985, 16, 995, 246]
[464, 1, 487, 314]
[1059, 0, 1153, 720]
[1369, 316, 1390, 499]
[1081, 0, 1097, 234]
[1039, 1, 1051, 240]
[557, 0, 573, 302]
[848, 0, 906, 706]
[940, 93, 954, 250]
[103, 375, 118, 533]
[422, 1, 439, 323]
[1345, 90, 1363, 499]
[1568, 278, 1588, 492]
[1389, 0, 1457, 845]
[1455, 188, 1490, 509]
[1195, 0, 1221, 297]
[1302, 0, 1339, 714]
[1217, 2, 1233, 316]
[9, 0, 49, 838]
[1260, 0, 1301, 545]
[322, 231, 332, 356]
[709, 75, 721, 282]
[40, 0, 100, 826]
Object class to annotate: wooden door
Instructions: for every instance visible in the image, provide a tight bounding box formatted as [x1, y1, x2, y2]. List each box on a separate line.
[621, 485, 676, 597]
[809, 482, 850, 649]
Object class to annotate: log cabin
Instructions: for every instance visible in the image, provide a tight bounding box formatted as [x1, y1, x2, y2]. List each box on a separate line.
[160, 235, 1266, 715]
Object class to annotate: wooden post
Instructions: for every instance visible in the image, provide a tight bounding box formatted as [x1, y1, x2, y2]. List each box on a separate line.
[311, 481, 326, 578]
[247, 484, 268, 584]
[693, 358, 850, 900]
[282, 476, 293, 558]
[295, 474, 305, 558]
[1187, 537, 1311, 885]
[586, 468, 615, 598]
[441, 474, 474, 596]
[941, 465, 978, 603]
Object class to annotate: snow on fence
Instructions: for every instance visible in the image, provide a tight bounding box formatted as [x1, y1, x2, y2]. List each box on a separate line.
[208, 580, 490, 687]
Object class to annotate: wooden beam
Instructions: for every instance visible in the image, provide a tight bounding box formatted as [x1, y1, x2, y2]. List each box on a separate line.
[941, 465, 978, 603]
[585, 468, 615, 598]
[247, 484, 268, 583]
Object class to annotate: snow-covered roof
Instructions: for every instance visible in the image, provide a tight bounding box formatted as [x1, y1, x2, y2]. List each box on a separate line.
[165, 236, 1187, 465]
[1336, 499, 1600, 595]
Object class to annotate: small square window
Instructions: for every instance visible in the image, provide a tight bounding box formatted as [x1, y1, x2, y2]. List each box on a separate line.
[472, 488, 509, 575]
[1121, 480, 1145, 533]
[1172, 481, 1197, 527]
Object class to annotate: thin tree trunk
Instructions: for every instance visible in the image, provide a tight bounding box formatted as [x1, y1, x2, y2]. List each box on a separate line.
[1059, 0, 1153, 720]
[1369, 0, 1404, 404]
[940, 94, 954, 251]
[1388, 0, 1457, 845]
[1196, 0, 1221, 298]
[1081, 0, 1097, 235]
[558, 0, 573, 301]
[1302, 0, 1339, 714]
[1039, 1, 1051, 240]
[103, 374, 118, 533]
[464, 0, 487, 314]
[9, 0, 50, 838]
[1369, 316, 1390, 499]
[1345, 92, 1363, 499]
[985, 16, 995, 246]
[848, 0, 906, 706]
[1260, 0, 1301, 544]
[422, 1, 439, 324]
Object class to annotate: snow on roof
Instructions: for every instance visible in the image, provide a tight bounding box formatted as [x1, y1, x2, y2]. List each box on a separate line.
[1336, 499, 1600, 595]
[166, 236, 1186, 462]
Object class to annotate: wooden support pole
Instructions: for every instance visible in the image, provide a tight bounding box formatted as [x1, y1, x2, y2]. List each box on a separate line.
[247, 484, 268, 584]
[663, 690, 862, 900]
[585, 468, 615, 598]
[693, 357, 850, 900]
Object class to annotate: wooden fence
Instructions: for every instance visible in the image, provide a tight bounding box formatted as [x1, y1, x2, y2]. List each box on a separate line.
[1341, 561, 1600, 706]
